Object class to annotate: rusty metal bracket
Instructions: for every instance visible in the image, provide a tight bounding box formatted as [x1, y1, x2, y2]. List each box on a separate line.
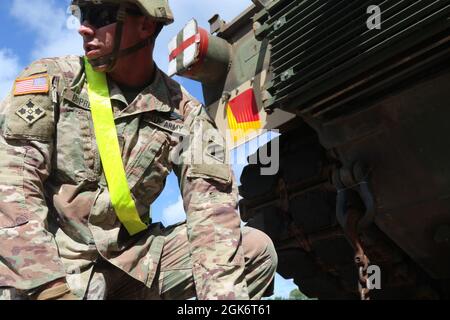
[332, 161, 375, 233]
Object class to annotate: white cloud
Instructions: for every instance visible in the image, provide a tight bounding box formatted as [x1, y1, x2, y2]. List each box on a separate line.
[0, 49, 21, 101]
[161, 195, 186, 226]
[10, 0, 83, 60]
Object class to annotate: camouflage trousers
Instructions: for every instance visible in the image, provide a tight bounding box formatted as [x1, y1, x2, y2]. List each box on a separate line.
[0, 224, 277, 300]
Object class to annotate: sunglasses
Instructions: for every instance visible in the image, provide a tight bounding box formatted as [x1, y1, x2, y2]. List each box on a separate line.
[78, 4, 142, 29]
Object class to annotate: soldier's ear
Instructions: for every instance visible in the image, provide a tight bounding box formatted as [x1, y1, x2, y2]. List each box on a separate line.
[139, 17, 157, 40]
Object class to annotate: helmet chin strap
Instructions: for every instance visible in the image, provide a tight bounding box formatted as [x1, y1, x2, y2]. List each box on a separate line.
[89, 37, 152, 71]
[88, 3, 153, 72]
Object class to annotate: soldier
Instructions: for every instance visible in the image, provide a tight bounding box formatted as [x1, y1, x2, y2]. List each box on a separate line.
[0, 0, 277, 300]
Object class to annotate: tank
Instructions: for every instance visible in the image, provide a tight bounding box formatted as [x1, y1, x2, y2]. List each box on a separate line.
[168, 0, 450, 299]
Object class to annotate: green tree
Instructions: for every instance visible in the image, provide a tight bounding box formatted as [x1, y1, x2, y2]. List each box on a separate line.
[289, 288, 309, 300]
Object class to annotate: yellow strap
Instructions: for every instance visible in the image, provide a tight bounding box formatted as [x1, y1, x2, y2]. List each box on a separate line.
[84, 57, 147, 236]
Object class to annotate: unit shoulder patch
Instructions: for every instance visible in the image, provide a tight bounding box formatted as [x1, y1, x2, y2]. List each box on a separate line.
[15, 100, 47, 125]
[3, 93, 55, 142]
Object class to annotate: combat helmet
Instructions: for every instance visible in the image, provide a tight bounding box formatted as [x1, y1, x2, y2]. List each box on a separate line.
[71, 0, 174, 71]
[72, 0, 174, 25]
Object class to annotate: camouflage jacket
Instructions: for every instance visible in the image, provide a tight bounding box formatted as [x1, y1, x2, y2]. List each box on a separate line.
[0, 55, 248, 299]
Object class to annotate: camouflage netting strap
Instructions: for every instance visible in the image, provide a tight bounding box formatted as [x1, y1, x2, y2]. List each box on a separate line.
[84, 57, 147, 235]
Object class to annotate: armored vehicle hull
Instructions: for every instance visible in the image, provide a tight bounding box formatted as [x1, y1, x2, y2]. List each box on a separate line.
[170, 0, 450, 299]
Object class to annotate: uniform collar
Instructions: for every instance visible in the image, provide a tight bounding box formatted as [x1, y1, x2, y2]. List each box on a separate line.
[108, 79, 128, 107]
[107, 67, 172, 120]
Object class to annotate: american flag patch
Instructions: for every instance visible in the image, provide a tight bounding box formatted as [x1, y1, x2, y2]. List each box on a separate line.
[13, 75, 49, 96]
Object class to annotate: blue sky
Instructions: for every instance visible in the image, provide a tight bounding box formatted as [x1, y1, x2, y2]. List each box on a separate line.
[0, 0, 298, 299]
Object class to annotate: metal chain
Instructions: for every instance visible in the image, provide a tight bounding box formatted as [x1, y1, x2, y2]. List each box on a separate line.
[343, 208, 373, 300]
[355, 253, 371, 300]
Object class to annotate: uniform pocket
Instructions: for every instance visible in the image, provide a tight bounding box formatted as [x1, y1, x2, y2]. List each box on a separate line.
[0, 142, 29, 228]
[188, 163, 231, 184]
[126, 130, 167, 191]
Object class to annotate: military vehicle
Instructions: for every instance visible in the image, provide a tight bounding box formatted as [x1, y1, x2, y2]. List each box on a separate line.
[168, 0, 450, 299]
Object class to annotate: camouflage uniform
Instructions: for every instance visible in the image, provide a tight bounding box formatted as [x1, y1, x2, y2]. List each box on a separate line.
[0, 56, 277, 300]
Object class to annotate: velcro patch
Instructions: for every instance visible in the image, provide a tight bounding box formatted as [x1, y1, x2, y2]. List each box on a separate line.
[3, 93, 54, 142]
[13, 75, 50, 96]
[62, 88, 90, 110]
[144, 112, 188, 136]
[206, 141, 226, 163]
[15, 100, 46, 125]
